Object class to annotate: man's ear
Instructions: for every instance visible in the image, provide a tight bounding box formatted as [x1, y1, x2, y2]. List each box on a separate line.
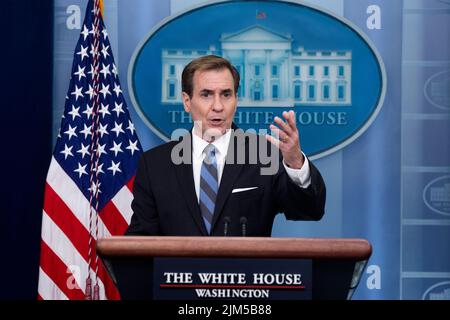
[182, 92, 191, 113]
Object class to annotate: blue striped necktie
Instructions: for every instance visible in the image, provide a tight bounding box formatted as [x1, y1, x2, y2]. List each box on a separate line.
[199, 144, 218, 234]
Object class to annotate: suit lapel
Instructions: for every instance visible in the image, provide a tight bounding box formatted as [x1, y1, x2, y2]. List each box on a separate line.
[211, 130, 246, 232]
[173, 135, 208, 236]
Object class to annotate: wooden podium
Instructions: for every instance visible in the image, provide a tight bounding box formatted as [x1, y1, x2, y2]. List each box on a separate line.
[97, 237, 372, 300]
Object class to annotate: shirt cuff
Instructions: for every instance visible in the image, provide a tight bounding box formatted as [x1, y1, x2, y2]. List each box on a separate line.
[283, 153, 311, 188]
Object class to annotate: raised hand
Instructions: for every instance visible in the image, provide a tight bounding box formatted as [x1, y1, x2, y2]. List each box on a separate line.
[266, 110, 304, 169]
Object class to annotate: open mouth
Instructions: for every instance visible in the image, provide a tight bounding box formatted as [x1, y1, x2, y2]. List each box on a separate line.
[209, 118, 224, 126]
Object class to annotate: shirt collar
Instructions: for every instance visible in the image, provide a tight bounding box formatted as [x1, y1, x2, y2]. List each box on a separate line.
[192, 128, 232, 159]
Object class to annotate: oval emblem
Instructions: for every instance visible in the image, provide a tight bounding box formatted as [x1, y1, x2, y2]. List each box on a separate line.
[129, 0, 386, 159]
[422, 281, 450, 300]
[424, 70, 450, 111]
[423, 175, 450, 217]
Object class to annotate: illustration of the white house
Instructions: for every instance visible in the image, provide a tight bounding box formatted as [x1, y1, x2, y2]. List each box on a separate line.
[161, 25, 352, 107]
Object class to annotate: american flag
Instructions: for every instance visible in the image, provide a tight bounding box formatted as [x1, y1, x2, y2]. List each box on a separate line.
[38, 0, 142, 300]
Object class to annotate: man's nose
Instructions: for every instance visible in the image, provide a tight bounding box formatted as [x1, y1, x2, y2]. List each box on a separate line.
[212, 94, 224, 111]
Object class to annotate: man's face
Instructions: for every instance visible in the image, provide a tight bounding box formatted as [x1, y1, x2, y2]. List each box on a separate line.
[182, 68, 237, 140]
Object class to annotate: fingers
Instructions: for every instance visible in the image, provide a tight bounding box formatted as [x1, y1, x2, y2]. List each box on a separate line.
[284, 110, 297, 129]
[267, 110, 300, 147]
[274, 111, 298, 134]
[269, 125, 288, 142]
[268, 111, 303, 163]
[274, 114, 293, 135]
[265, 133, 280, 148]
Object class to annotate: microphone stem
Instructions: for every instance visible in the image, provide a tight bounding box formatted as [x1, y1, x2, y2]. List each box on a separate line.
[240, 217, 247, 237]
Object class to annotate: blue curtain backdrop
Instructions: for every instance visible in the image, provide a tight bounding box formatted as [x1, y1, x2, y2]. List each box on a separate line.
[1, 0, 53, 299]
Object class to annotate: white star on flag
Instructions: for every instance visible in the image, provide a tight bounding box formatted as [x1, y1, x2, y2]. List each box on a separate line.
[85, 85, 95, 101]
[80, 124, 93, 139]
[77, 44, 89, 61]
[90, 43, 99, 58]
[81, 24, 90, 40]
[71, 85, 84, 101]
[88, 63, 98, 78]
[112, 102, 124, 117]
[126, 140, 140, 156]
[101, 44, 110, 59]
[96, 143, 107, 157]
[107, 161, 122, 176]
[127, 120, 136, 135]
[68, 105, 81, 120]
[60, 144, 74, 160]
[113, 83, 122, 97]
[110, 141, 123, 157]
[77, 143, 91, 159]
[88, 180, 101, 194]
[74, 65, 86, 81]
[112, 64, 118, 77]
[100, 83, 111, 99]
[99, 103, 111, 118]
[100, 63, 111, 78]
[93, 163, 105, 175]
[74, 163, 88, 178]
[64, 124, 78, 140]
[97, 123, 109, 138]
[111, 122, 125, 137]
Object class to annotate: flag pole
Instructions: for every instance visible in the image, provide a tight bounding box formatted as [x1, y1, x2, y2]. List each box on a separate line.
[85, 0, 102, 300]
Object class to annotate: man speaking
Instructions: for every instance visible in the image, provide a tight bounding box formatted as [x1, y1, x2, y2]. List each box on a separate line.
[126, 55, 326, 236]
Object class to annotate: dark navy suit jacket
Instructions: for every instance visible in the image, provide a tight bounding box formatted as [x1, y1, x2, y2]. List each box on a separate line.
[125, 129, 326, 236]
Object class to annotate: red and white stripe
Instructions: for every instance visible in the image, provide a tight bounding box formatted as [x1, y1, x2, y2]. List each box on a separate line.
[38, 157, 134, 300]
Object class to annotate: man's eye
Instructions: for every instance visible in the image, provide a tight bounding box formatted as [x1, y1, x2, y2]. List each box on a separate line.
[223, 92, 231, 97]
[201, 92, 209, 97]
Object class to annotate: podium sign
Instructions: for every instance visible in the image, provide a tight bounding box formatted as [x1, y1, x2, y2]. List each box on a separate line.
[97, 237, 372, 300]
[153, 258, 312, 300]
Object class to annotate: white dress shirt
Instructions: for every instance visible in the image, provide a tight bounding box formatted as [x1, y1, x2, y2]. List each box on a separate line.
[192, 129, 312, 201]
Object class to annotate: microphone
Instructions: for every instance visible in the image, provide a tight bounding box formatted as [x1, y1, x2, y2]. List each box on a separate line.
[223, 216, 231, 237]
[240, 216, 247, 237]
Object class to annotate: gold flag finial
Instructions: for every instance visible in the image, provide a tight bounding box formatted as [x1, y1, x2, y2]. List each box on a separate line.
[99, 0, 104, 18]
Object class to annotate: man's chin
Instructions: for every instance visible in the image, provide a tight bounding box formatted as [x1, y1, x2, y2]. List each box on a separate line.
[203, 126, 227, 142]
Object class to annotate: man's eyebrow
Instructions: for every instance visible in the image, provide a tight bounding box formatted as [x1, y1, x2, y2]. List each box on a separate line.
[199, 88, 233, 94]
